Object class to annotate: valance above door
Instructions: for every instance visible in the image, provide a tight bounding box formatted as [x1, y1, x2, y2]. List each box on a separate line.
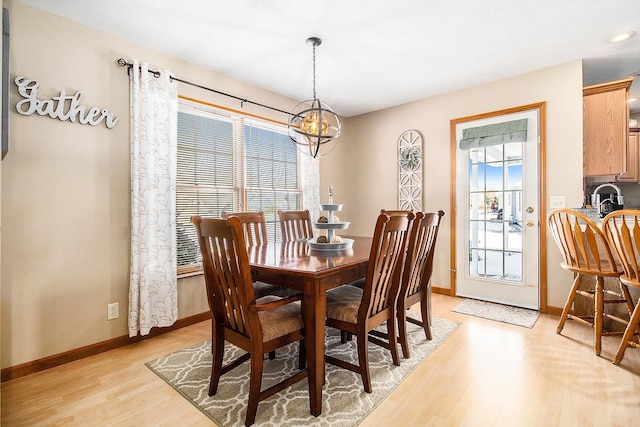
[459, 118, 528, 150]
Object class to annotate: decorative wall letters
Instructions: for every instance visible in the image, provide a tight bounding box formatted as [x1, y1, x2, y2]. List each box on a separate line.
[14, 76, 118, 128]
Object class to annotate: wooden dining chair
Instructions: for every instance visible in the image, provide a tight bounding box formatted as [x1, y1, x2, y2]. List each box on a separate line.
[324, 212, 413, 393]
[394, 210, 445, 358]
[191, 215, 309, 426]
[221, 211, 269, 246]
[278, 209, 314, 242]
[221, 211, 292, 299]
[601, 210, 640, 364]
[547, 208, 631, 355]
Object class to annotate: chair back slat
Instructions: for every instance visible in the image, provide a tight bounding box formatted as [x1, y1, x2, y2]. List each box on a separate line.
[278, 210, 314, 242]
[360, 213, 413, 319]
[192, 215, 256, 338]
[222, 211, 269, 247]
[547, 209, 618, 275]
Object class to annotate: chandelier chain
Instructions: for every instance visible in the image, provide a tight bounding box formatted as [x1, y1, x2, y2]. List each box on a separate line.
[312, 42, 317, 99]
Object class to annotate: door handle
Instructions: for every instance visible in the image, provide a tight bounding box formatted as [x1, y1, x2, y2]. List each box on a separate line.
[526, 220, 535, 227]
[526, 207, 534, 213]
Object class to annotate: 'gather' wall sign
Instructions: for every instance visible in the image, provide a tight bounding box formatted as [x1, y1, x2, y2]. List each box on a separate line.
[14, 77, 118, 129]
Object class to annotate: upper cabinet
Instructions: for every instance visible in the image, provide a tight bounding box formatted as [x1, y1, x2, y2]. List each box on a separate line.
[583, 77, 634, 177]
[616, 128, 639, 182]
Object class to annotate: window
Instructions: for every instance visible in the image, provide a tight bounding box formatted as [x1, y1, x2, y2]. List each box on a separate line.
[176, 100, 303, 275]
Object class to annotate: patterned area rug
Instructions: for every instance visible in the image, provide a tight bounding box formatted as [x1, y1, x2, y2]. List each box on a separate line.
[146, 316, 459, 427]
[452, 298, 539, 328]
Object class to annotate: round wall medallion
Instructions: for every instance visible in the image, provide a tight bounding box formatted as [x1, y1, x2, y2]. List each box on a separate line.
[399, 146, 421, 171]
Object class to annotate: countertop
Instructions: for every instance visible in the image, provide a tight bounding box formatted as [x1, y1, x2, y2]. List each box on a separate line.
[571, 207, 602, 224]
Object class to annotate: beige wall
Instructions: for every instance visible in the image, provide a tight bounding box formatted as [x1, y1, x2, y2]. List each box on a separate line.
[2, 1, 584, 369]
[336, 61, 584, 309]
[1, 2, 304, 368]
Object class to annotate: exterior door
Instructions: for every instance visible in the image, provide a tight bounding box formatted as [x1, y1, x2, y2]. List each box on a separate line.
[452, 105, 543, 309]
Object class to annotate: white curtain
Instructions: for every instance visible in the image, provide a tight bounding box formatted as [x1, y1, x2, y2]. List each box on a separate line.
[300, 153, 320, 222]
[128, 60, 179, 337]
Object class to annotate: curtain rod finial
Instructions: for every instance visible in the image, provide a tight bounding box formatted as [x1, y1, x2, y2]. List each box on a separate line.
[116, 58, 128, 67]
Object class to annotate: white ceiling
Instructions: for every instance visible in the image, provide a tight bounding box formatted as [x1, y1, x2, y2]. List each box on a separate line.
[15, 0, 640, 116]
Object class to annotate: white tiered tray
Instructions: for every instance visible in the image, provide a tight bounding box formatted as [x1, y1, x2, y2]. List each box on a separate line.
[319, 204, 343, 211]
[308, 191, 353, 251]
[306, 237, 354, 251]
[313, 222, 350, 230]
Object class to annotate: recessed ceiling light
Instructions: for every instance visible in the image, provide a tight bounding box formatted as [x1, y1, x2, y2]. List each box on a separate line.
[610, 31, 636, 43]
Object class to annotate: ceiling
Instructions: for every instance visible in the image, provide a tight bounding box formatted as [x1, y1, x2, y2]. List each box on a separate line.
[15, 0, 640, 116]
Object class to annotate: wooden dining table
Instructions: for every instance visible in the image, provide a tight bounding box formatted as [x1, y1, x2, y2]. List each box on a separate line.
[247, 235, 373, 417]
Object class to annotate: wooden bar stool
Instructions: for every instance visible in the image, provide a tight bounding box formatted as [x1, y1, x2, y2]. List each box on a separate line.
[547, 209, 631, 355]
[601, 210, 640, 364]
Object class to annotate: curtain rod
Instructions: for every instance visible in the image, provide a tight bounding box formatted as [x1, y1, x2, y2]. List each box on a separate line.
[115, 58, 292, 117]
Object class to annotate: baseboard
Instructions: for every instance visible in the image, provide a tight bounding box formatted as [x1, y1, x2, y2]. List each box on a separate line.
[545, 306, 563, 316]
[433, 286, 454, 296]
[1, 311, 211, 383]
[433, 286, 562, 316]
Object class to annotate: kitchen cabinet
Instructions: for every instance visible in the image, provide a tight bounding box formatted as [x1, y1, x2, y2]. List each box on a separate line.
[583, 77, 634, 177]
[616, 128, 640, 182]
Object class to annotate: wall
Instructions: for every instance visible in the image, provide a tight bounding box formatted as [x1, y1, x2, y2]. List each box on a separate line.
[339, 61, 585, 309]
[1, 1, 306, 368]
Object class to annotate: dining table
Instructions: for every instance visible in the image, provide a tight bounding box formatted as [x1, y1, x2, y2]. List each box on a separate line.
[247, 235, 373, 417]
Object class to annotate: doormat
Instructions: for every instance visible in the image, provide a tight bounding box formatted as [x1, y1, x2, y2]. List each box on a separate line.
[452, 298, 539, 328]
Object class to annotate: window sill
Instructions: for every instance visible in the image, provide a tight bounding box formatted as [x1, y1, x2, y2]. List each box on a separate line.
[177, 264, 203, 279]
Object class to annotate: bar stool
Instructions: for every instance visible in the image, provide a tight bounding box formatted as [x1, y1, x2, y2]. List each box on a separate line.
[547, 209, 631, 355]
[601, 210, 640, 364]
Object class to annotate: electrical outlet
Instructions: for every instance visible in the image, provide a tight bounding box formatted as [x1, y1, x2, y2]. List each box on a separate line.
[108, 302, 119, 320]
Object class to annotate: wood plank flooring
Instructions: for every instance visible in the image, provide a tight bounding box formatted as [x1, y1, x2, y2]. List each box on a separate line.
[2, 294, 639, 426]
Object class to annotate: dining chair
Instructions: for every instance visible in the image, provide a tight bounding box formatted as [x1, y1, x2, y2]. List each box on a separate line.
[191, 215, 309, 426]
[221, 211, 269, 246]
[353, 210, 445, 358]
[324, 211, 413, 393]
[221, 211, 293, 299]
[601, 209, 640, 364]
[547, 208, 632, 355]
[393, 210, 445, 358]
[278, 209, 314, 242]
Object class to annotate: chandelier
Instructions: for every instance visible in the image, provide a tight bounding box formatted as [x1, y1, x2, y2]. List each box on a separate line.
[288, 37, 341, 158]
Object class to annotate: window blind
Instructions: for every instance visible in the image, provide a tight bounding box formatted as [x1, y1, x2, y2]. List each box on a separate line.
[244, 121, 301, 242]
[176, 100, 301, 275]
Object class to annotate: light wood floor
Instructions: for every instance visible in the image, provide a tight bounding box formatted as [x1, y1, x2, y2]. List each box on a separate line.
[2, 294, 639, 426]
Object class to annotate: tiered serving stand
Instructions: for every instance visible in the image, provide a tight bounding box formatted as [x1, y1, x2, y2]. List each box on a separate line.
[306, 186, 353, 251]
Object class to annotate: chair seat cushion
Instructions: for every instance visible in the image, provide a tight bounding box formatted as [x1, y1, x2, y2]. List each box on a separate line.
[253, 281, 297, 298]
[257, 296, 304, 342]
[348, 277, 366, 289]
[326, 285, 364, 324]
